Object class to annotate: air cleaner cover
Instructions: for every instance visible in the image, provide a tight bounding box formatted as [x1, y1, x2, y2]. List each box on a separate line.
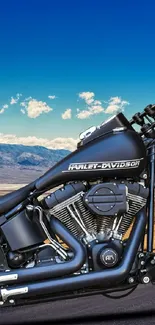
[83, 183, 128, 217]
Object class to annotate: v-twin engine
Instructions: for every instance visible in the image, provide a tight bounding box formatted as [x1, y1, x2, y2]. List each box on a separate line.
[43, 181, 148, 243]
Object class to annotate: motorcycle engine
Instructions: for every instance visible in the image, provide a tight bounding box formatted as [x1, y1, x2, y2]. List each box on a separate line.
[43, 181, 148, 242]
[42, 181, 149, 271]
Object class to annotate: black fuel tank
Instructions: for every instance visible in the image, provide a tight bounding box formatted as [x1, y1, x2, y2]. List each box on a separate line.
[35, 128, 147, 191]
[77, 112, 134, 147]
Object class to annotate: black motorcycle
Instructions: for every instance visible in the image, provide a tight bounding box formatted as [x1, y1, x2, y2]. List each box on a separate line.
[0, 104, 155, 307]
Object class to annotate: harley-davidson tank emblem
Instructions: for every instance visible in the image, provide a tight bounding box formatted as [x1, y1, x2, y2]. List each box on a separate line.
[67, 158, 144, 171]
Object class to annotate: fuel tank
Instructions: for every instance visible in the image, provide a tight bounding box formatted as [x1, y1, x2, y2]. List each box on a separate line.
[35, 128, 147, 191]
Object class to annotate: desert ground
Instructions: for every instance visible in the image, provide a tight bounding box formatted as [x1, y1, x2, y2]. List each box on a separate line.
[0, 183, 27, 195]
[0, 183, 52, 196]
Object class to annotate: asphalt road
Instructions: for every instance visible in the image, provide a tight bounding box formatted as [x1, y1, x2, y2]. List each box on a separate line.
[0, 284, 155, 325]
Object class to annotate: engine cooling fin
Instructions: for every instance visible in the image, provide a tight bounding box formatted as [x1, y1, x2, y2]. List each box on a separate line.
[48, 181, 149, 243]
[49, 192, 96, 239]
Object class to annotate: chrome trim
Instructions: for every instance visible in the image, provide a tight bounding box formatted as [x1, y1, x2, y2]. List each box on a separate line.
[1, 287, 28, 302]
[34, 206, 68, 260]
[0, 274, 18, 282]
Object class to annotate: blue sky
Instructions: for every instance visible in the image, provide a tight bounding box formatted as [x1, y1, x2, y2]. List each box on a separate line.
[0, 0, 155, 150]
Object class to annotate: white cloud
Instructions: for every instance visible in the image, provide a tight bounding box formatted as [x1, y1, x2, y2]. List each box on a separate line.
[62, 108, 72, 120]
[22, 99, 53, 118]
[0, 133, 77, 151]
[0, 104, 9, 114]
[79, 91, 95, 105]
[93, 100, 102, 105]
[105, 104, 119, 114]
[48, 95, 56, 100]
[7, 91, 129, 121]
[20, 109, 26, 114]
[105, 96, 129, 114]
[19, 98, 53, 118]
[3, 104, 8, 109]
[76, 109, 92, 119]
[76, 104, 104, 119]
[78, 93, 129, 117]
[77, 93, 129, 118]
[79, 91, 95, 101]
[77, 91, 104, 119]
[10, 93, 22, 105]
[85, 98, 94, 105]
[109, 97, 122, 105]
[90, 105, 104, 114]
[121, 100, 129, 106]
[25, 96, 32, 101]
[10, 98, 17, 105]
[20, 102, 27, 108]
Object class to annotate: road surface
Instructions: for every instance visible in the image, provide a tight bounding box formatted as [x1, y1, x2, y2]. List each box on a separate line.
[0, 284, 155, 324]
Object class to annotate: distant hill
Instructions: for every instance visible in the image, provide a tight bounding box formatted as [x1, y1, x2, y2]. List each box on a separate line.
[0, 144, 71, 184]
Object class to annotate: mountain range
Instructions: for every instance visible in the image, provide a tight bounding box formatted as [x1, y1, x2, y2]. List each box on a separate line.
[0, 144, 71, 184]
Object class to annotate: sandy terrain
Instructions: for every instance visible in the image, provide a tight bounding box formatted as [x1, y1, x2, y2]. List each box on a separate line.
[0, 183, 53, 196]
[0, 184, 27, 195]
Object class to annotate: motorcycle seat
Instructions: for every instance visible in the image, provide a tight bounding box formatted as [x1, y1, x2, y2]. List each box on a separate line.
[0, 181, 36, 215]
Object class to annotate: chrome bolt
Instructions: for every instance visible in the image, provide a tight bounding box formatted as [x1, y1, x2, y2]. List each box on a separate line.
[140, 269, 147, 273]
[89, 256, 91, 259]
[139, 253, 144, 258]
[143, 276, 150, 284]
[85, 199, 88, 202]
[151, 259, 155, 265]
[143, 174, 147, 179]
[9, 300, 14, 304]
[0, 301, 4, 305]
[128, 277, 134, 284]
[141, 261, 145, 265]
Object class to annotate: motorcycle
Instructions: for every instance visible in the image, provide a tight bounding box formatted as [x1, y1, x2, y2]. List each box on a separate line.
[0, 104, 155, 307]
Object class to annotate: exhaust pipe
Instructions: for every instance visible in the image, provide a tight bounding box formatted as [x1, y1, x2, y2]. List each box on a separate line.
[0, 208, 146, 303]
[0, 218, 86, 285]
